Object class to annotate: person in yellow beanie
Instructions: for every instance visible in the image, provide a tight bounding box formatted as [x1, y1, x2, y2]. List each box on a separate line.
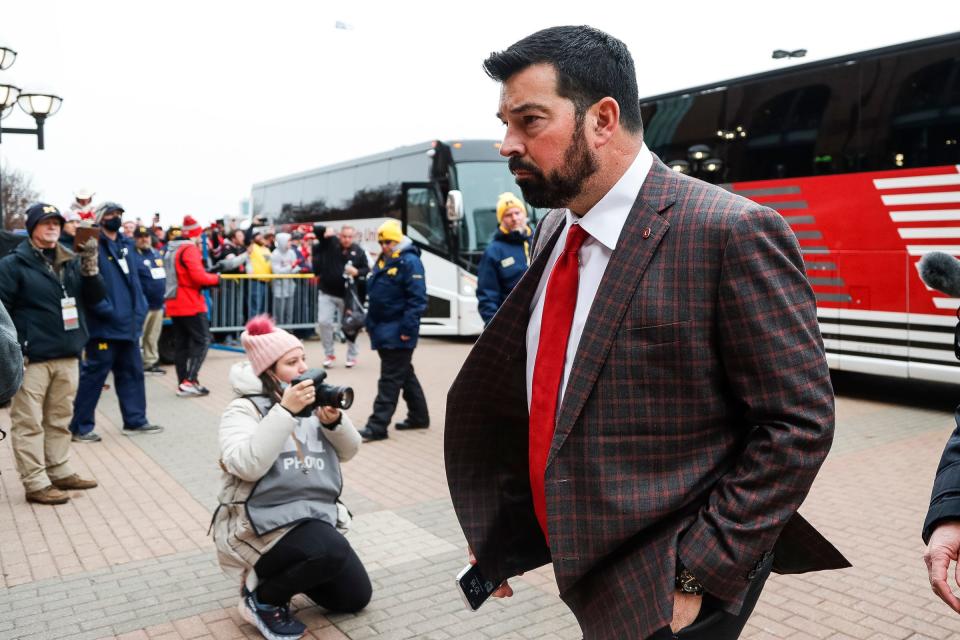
[357, 219, 429, 441]
[476, 192, 533, 325]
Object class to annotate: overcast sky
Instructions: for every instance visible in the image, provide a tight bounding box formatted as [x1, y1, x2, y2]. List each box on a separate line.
[0, 0, 954, 226]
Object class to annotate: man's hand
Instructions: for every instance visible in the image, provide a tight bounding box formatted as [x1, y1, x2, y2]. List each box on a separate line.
[925, 521, 960, 613]
[344, 265, 359, 277]
[670, 591, 703, 633]
[467, 547, 514, 598]
[77, 238, 99, 276]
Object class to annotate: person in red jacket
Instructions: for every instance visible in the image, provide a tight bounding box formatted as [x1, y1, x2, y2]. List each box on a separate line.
[165, 215, 221, 397]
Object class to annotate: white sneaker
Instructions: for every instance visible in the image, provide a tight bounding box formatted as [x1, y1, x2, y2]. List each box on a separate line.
[177, 381, 202, 397]
[322, 356, 336, 368]
[345, 359, 357, 369]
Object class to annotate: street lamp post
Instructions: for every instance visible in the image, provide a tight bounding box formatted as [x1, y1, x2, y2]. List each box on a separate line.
[0, 45, 63, 228]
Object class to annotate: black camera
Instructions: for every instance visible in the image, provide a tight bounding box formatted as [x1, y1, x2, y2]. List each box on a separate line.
[290, 368, 354, 417]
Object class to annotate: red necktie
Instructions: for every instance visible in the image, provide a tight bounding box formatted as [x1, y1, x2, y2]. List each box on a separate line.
[529, 224, 589, 542]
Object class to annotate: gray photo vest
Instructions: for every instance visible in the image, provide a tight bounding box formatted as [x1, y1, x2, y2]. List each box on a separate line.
[243, 395, 342, 536]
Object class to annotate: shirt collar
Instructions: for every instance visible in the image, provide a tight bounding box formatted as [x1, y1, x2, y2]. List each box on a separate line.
[568, 143, 653, 251]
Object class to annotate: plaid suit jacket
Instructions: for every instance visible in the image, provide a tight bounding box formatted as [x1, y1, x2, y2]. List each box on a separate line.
[444, 157, 849, 639]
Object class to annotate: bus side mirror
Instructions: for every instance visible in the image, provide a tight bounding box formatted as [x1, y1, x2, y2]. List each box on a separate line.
[446, 190, 464, 223]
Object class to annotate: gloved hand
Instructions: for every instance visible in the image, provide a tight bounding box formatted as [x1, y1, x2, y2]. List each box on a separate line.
[207, 262, 224, 274]
[77, 238, 99, 276]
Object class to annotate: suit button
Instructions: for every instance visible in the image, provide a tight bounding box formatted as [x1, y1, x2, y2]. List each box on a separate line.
[747, 569, 757, 580]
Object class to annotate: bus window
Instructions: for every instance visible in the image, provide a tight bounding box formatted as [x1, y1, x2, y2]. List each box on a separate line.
[644, 90, 727, 183]
[454, 161, 543, 253]
[737, 85, 831, 180]
[264, 180, 302, 222]
[404, 186, 448, 256]
[327, 168, 356, 213]
[884, 56, 960, 168]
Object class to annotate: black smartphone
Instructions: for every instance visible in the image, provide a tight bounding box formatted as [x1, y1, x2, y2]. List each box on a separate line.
[455, 563, 496, 611]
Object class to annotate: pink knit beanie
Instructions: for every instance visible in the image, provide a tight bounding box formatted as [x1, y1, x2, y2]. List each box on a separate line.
[241, 315, 303, 375]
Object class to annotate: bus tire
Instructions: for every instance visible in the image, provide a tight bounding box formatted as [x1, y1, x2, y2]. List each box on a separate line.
[158, 325, 176, 365]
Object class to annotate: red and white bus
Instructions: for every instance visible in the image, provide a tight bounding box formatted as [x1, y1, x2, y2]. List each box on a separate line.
[640, 31, 960, 383]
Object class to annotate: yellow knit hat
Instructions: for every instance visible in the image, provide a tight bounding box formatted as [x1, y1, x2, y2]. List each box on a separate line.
[377, 219, 403, 243]
[496, 192, 525, 222]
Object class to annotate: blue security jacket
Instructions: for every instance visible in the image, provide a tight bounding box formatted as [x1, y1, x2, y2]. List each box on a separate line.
[365, 240, 427, 350]
[86, 232, 148, 341]
[476, 226, 532, 325]
[134, 245, 166, 310]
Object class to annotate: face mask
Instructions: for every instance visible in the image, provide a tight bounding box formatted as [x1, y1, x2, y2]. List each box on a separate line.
[102, 217, 122, 232]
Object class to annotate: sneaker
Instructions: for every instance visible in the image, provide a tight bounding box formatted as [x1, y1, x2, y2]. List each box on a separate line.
[358, 427, 388, 442]
[122, 424, 164, 436]
[143, 365, 166, 376]
[239, 586, 306, 640]
[71, 432, 102, 443]
[395, 420, 429, 431]
[345, 358, 357, 369]
[26, 485, 70, 505]
[177, 381, 202, 397]
[322, 355, 336, 368]
[51, 474, 98, 490]
[190, 381, 210, 396]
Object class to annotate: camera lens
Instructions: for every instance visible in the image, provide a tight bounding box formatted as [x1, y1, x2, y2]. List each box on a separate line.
[316, 384, 353, 410]
[338, 387, 354, 410]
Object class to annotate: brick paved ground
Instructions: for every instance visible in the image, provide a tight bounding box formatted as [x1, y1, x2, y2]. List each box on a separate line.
[1, 339, 960, 639]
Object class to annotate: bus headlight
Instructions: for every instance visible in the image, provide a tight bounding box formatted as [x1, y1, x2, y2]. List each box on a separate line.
[460, 273, 477, 296]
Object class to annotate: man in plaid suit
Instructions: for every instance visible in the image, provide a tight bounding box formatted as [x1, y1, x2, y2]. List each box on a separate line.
[444, 26, 849, 639]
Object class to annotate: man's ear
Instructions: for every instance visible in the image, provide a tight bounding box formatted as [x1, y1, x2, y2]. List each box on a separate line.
[591, 97, 620, 147]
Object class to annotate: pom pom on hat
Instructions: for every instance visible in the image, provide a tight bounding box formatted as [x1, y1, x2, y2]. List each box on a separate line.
[240, 315, 303, 375]
[182, 215, 203, 239]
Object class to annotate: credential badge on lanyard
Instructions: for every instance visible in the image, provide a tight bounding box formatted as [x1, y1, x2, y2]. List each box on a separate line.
[118, 247, 130, 275]
[61, 296, 79, 331]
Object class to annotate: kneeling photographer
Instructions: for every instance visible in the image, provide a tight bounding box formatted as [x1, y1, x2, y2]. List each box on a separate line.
[212, 315, 370, 640]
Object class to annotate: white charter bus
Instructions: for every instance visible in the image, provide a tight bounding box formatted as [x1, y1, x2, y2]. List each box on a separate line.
[252, 139, 541, 336]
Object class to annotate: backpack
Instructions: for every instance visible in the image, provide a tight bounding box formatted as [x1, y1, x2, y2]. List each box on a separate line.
[163, 244, 188, 300]
[0, 230, 26, 260]
[341, 277, 366, 342]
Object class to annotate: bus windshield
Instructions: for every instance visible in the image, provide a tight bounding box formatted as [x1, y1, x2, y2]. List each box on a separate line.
[455, 161, 544, 254]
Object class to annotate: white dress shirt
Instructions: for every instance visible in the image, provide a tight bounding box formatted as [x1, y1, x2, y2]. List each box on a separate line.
[526, 143, 653, 411]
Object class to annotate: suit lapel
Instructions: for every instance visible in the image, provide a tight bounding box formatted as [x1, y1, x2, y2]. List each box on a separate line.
[548, 159, 679, 466]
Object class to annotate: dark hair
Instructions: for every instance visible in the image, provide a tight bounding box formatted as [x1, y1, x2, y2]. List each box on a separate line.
[483, 26, 643, 135]
[259, 370, 283, 405]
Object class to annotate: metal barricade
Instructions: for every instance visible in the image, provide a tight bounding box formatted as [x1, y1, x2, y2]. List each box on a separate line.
[209, 274, 318, 333]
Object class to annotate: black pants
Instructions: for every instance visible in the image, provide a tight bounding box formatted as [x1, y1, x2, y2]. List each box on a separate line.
[171, 313, 211, 383]
[647, 554, 773, 640]
[254, 519, 371, 612]
[365, 348, 429, 434]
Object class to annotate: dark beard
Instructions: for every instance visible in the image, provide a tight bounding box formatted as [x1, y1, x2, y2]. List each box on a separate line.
[509, 122, 598, 209]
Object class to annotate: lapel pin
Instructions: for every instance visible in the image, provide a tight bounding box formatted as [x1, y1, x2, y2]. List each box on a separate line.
[642, 227, 652, 239]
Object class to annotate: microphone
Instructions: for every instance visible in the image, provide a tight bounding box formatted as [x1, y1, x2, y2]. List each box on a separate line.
[919, 252, 960, 298]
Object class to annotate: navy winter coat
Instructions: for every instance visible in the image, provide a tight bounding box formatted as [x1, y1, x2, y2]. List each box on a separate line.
[365, 240, 427, 350]
[134, 245, 166, 310]
[86, 232, 148, 341]
[0, 240, 105, 363]
[476, 227, 532, 325]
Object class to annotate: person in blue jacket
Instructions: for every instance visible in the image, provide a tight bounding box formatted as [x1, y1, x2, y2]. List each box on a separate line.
[476, 192, 533, 325]
[133, 226, 167, 375]
[70, 203, 163, 442]
[358, 219, 429, 442]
